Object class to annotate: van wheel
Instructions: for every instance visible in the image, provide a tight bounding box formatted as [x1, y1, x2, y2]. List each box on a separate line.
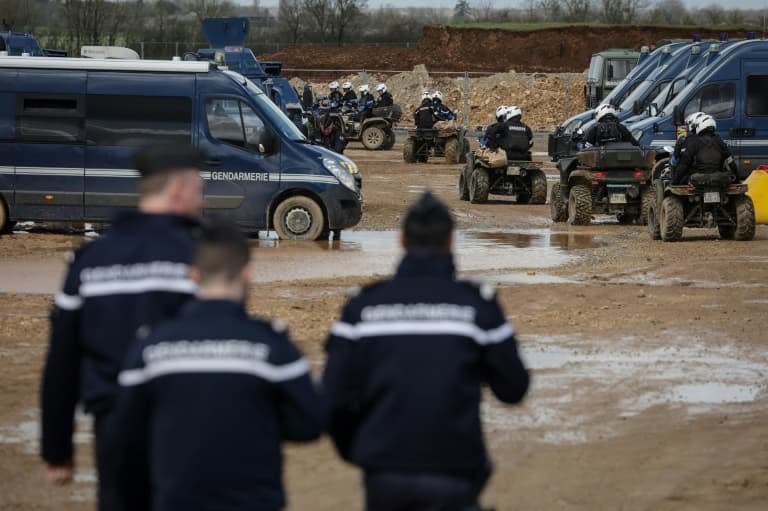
[273, 196, 326, 241]
[361, 125, 386, 150]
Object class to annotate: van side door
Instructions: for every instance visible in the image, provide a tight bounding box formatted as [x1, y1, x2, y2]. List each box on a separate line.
[84, 73, 195, 220]
[13, 70, 86, 221]
[682, 81, 738, 164]
[739, 63, 768, 174]
[197, 96, 281, 229]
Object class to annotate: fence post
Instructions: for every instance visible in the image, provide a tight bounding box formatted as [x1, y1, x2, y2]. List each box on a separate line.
[175, 42, 179, 58]
[140, 42, 145, 60]
[463, 71, 470, 128]
[564, 73, 571, 120]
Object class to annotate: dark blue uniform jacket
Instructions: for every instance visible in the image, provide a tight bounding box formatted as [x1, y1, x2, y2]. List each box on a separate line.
[322, 253, 529, 477]
[113, 300, 327, 511]
[41, 212, 198, 464]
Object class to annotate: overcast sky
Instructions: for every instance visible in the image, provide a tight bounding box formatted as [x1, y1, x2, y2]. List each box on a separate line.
[256, 0, 768, 9]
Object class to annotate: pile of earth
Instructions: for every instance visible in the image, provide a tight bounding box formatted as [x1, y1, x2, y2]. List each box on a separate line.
[290, 65, 586, 131]
[261, 24, 754, 73]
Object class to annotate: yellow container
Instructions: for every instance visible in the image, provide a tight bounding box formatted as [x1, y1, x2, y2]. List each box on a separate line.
[745, 167, 768, 224]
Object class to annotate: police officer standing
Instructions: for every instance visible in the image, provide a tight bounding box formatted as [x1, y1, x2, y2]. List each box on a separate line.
[582, 104, 638, 147]
[40, 144, 205, 510]
[113, 220, 327, 511]
[323, 192, 530, 511]
[673, 114, 735, 185]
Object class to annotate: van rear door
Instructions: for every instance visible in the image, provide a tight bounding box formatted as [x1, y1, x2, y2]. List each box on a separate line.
[83, 73, 195, 220]
[197, 95, 281, 228]
[14, 70, 86, 221]
[739, 61, 768, 173]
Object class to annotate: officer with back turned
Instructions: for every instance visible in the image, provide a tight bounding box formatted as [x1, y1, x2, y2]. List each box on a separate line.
[323, 192, 530, 511]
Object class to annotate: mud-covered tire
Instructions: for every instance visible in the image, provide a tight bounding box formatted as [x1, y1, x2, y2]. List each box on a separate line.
[652, 157, 671, 180]
[640, 186, 655, 226]
[733, 195, 756, 241]
[361, 125, 386, 150]
[403, 138, 416, 163]
[459, 139, 470, 163]
[530, 170, 547, 204]
[567, 183, 592, 225]
[444, 137, 459, 163]
[660, 196, 684, 242]
[549, 182, 567, 222]
[273, 195, 326, 241]
[458, 168, 470, 201]
[0, 197, 11, 234]
[382, 129, 396, 150]
[648, 203, 661, 240]
[469, 168, 490, 204]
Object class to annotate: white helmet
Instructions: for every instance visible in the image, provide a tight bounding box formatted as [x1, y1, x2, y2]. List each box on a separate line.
[506, 105, 522, 120]
[495, 105, 509, 121]
[594, 103, 617, 122]
[358, 84, 370, 93]
[684, 111, 703, 131]
[421, 90, 431, 100]
[697, 114, 716, 132]
[432, 90, 443, 101]
[342, 81, 352, 90]
[329, 81, 339, 90]
[376, 83, 387, 94]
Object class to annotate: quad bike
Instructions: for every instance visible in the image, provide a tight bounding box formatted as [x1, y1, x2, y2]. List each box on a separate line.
[647, 162, 755, 242]
[550, 142, 656, 225]
[459, 152, 547, 205]
[308, 102, 401, 151]
[403, 125, 470, 164]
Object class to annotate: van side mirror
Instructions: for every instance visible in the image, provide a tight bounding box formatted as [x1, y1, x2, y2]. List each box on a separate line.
[607, 65, 614, 81]
[673, 105, 684, 126]
[633, 100, 642, 115]
[256, 130, 277, 155]
[648, 103, 659, 117]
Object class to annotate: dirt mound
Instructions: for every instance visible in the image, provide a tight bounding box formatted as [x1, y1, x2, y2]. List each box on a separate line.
[291, 67, 584, 131]
[262, 24, 752, 73]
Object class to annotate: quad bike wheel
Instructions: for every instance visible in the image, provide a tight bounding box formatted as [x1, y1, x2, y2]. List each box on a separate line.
[382, 129, 396, 150]
[549, 182, 567, 222]
[529, 170, 548, 204]
[458, 167, 469, 201]
[660, 196, 684, 242]
[403, 138, 416, 163]
[640, 186, 655, 226]
[469, 168, 490, 204]
[647, 203, 661, 240]
[567, 183, 592, 225]
[459, 138, 470, 164]
[444, 136, 459, 164]
[733, 195, 756, 241]
[361, 125, 386, 150]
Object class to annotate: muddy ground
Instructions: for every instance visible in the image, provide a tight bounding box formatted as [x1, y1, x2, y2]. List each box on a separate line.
[1, 141, 767, 510]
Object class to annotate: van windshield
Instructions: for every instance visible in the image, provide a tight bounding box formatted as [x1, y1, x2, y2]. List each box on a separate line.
[244, 79, 306, 142]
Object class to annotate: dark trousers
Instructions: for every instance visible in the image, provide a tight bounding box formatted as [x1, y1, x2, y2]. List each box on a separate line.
[94, 413, 124, 511]
[364, 471, 485, 511]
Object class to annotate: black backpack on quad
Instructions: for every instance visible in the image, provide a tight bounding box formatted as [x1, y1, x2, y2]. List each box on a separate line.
[458, 151, 547, 205]
[403, 126, 470, 164]
[550, 142, 656, 225]
[647, 167, 755, 242]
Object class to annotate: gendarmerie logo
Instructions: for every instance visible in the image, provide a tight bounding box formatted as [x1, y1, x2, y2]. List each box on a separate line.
[143, 340, 269, 363]
[361, 303, 476, 323]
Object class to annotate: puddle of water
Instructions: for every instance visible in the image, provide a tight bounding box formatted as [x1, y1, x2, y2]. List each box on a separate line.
[483, 334, 768, 446]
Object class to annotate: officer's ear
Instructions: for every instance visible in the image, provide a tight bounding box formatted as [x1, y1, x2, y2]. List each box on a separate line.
[188, 265, 202, 286]
[239, 262, 253, 287]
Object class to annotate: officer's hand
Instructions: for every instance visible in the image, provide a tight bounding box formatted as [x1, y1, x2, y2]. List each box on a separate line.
[46, 462, 74, 485]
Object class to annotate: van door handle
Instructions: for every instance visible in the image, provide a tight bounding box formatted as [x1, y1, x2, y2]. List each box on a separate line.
[730, 128, 754, 137]
[205, 159, 222, 166]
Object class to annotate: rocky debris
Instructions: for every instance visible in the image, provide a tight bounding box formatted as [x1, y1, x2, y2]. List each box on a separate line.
[291, 67, 587, 131]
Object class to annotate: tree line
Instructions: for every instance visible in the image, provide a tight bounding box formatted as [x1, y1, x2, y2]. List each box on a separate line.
[0, 0, 764, 59]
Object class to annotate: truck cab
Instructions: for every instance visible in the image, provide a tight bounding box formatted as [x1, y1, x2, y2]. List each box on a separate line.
[584, 48, 641, 109]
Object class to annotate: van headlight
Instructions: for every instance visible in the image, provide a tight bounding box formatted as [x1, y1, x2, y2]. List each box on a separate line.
[323, 158, 357, 191]
[631, 129, 644, 142]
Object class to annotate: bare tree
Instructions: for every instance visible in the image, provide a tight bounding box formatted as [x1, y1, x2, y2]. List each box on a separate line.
[333, 0, 366, 45]
[187, 0, 235, 25]
[600, 0, 647, 24]
[278, 0, 303, 44]
[562, 0, 591, 22]
[473, 0, 495, 22]
[537, 0, 563, 22]
[645, 0, 687, 25]
[701, 4, 725, 25]
[303, 0, 333, 42]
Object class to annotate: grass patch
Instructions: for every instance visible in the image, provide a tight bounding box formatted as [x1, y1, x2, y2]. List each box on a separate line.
[443, 22, 765, 33]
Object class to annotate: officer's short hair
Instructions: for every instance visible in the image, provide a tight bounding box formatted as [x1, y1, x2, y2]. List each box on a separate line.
[193, 219, 250, 283]
[133, 144, 205, 196]
[402, 192, 454, 250]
